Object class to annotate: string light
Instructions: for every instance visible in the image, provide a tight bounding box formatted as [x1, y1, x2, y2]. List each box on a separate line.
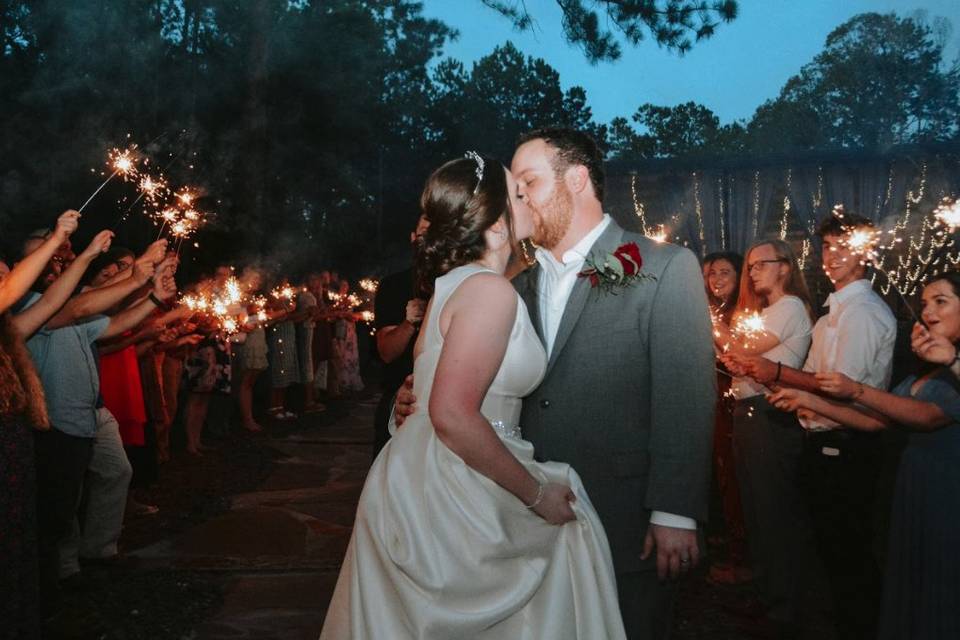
[718, 175, 727, 250]
[693, 171, 706, 256]
[630, 175, 650, 235]
[779, 168, 792, 241]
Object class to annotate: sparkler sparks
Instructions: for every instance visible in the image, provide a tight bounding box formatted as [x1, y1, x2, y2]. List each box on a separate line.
[646, 224, 669, 243]
[839, 225, 882, 266]
[730, 310, 766, 350]
[933, 197, 960, 233]
[78, 145, 141, 213]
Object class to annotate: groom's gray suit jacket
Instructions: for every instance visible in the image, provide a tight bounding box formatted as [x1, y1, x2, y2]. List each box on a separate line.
[514, 219, 716, 575]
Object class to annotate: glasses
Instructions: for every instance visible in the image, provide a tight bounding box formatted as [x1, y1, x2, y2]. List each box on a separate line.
[747, 258, 786, 273]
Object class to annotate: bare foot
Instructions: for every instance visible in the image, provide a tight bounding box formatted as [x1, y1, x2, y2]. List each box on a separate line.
[243, 421, 263, 432]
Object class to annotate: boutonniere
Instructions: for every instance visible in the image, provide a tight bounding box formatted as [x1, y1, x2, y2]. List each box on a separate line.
[578, 242, 656, 293]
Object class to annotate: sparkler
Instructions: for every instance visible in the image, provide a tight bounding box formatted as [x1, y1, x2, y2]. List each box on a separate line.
[359, 278, 379, 293]
[78, 146, 140, 213]
[905, 197, 960, 313]
[728, 310, 766, 352]
[271, 285, 297, 302]
[646, 224, 669, 244]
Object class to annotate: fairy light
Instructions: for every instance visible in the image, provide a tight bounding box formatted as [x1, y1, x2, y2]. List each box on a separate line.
[718, 176, 727, 250]
[631, 175, 650, 235]
[798, 238, 812, 271]
[779, 168, 792, 241]
[693, 171, 706, 256]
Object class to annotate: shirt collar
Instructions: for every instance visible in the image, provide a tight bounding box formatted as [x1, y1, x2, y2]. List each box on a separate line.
[535, 214, 612, 271]
[824, 278, 872, 309]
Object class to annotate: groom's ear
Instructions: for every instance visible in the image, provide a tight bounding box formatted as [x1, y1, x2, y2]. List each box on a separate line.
[566, 165, 590, 195]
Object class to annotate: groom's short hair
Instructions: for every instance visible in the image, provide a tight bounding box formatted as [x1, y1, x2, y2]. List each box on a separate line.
[518, 127, 605, 203]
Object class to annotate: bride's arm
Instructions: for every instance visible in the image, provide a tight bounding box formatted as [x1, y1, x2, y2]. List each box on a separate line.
[429, 274, 574, 525]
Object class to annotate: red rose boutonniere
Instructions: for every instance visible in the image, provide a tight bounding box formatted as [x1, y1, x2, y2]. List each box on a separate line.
[578, 241, 656, 293]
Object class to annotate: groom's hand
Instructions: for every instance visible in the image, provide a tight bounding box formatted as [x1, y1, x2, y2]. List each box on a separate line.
[394, 375, 417, 426]
[641, 524, 700, 581]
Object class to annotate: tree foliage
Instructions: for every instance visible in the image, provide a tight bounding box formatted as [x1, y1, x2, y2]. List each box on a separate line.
[0, 2, 605, 274]
[749, 12, 960, 151]
[482, 0, 738, 63]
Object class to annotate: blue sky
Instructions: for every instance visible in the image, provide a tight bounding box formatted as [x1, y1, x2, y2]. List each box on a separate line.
[420, 0, 960, 126]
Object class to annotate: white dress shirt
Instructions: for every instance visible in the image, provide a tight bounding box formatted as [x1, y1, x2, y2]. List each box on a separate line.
[535, 214, 696, 531]
[535, 214, 612, 356]
[800, 279, 896, 430]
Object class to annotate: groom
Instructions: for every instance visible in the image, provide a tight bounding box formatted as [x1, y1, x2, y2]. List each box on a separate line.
[399, 128, 715, 639]
[511, 128, 715, 638]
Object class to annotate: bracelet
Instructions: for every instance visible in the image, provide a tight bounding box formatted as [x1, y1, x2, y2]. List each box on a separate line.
[524, 480, 545, 509]
[774, 361, 782, 383]
[149, 292, 170, 310]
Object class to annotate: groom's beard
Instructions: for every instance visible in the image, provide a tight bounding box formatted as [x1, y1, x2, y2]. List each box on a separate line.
[531, 183, 573, 250]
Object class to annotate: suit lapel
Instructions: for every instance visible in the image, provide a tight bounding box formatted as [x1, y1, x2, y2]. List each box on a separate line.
[518, 265, 545, 344]
[545, 220, 625, 376]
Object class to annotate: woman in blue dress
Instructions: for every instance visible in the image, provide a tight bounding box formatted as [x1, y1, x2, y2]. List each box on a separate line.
[767, 272, 960, 640]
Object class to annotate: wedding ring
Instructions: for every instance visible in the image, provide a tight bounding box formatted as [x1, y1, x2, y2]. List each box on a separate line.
[680, 557, 691, 566]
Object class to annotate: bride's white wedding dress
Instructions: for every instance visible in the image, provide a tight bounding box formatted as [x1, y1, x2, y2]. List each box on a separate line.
[320, 264, 625, 639]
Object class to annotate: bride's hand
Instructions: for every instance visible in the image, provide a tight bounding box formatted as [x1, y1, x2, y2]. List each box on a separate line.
[531, 483, 577, 525]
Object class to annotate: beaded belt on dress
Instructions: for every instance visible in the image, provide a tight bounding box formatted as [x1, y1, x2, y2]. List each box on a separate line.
[489, 420, 522, 440]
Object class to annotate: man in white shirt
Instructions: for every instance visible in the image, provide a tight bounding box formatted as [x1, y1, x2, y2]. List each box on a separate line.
[733, 213, 895, 639]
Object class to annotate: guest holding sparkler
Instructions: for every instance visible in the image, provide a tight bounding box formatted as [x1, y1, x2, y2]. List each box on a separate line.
[329, 279, 365, 397]
[768, 271, 960, 640]
[183, 277, 234, 454]
[296, 279, 321, 413]
[701, 251, 751, 585]
[730, 213, 896, 638]
[233, 267, 270, 432]
[309, 271, 335, 396]
[0, 210, 82, 638]
[17, 231, 174, 617]
[715, 239, 832, 638]
[266, 280, 301, 420]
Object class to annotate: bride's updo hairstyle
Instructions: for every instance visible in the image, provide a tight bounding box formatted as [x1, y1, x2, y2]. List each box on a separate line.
[415, 153, 514, 296]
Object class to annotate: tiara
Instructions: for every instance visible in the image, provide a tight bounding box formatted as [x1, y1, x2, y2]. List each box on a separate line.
[464, 151, 484, 194]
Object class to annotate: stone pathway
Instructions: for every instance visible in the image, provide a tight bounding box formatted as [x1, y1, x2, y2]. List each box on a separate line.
[93, 394, 764, 640]
[127, 398, 378, 639]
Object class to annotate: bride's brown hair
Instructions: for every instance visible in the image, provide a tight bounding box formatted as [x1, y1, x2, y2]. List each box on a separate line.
[415, 154, 514, 296]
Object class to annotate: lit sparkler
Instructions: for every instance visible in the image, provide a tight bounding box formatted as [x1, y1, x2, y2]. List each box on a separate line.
[933, 197, 960, 233]
[271, 285, 297, 302]
[646, 224, 669, 243]
[730, 310, 766, 350]
[359, 278, 379, 293]
[78, 145, 140, 213]
[839, 225, 882, 266]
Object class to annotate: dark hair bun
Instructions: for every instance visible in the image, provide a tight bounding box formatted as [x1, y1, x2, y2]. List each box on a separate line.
[415, 155, 510, 296]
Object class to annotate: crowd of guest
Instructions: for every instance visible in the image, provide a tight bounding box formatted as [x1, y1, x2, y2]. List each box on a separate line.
[703, 212, 960, 639]
[0, 210, 369, 637]
[4, 203, 959, 640]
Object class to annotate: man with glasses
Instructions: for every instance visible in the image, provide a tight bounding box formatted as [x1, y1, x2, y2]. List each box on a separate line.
[716, 240, 835, 638]
[730, 213, 896, 638]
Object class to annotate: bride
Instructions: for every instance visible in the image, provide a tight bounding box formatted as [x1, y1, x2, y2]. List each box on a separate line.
[319, 153, 626, 639]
